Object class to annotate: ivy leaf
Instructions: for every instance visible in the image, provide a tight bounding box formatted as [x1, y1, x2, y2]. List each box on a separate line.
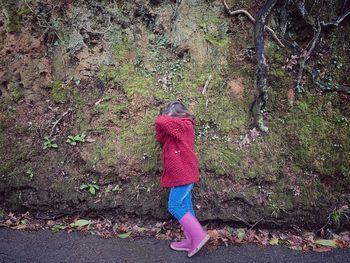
[118, 231, 132, 239]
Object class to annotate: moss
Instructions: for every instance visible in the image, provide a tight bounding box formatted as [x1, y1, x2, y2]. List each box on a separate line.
[113, 43, 129, 60]
[111, 29, 131, 60]
[118, 109, 161, 173]
[98, 64, 167, 100]
[51, 80, 67, 103]
[266, 42, 293, 89]
[2, 0, 33, 33]
[266, 43, 285, 63]
[287, 94, 350, 177]
[12, 86, 24, 102]
[196, 95, 248, 134]
[115, 64, 154, 99]
[88, 134, 117, 166]
[0, 159, 16, 176]
[3, 2, 20, 33]
[17, 6, 32, 16]
[74, 109, 90, 133]
[198, 144, 241, 176]
[94, 101, 128, 115]
[205, 32, 230, 48]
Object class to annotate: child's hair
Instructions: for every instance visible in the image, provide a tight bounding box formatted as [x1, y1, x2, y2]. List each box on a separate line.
[160, 101, 193, 119]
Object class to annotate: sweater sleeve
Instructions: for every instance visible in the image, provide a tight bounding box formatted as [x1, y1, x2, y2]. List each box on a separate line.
[155, 119, 166, 143]
[155, 115, 187, 140]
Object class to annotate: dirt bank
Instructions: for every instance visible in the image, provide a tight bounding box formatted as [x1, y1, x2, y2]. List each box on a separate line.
[0, 0, 350, 230]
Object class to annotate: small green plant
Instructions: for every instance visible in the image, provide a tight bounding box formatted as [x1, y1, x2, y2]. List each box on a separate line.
[156, 35, 169, 48]
[67, 133, 86, 146]
[332, 55, 343, 69]
[327, 205, 350, 226]
[268, 202, 287, 218]
[43, 136, 58, 149]
[26, 168, 34, 180]
[105, 184, 123, 194]
[50, 224, 67, 233]
[80, 182, 100, 194]
[111, 184, 123, 194]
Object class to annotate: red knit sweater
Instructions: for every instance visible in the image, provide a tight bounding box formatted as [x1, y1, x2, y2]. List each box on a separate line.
[154, 115, 199, 188]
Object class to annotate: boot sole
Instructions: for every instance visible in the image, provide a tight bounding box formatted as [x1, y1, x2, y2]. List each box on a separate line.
[169, 244, 190, 252]
[188, 234, 210, 257]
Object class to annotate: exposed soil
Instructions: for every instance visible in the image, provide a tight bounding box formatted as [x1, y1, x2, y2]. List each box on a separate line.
[0, 0, 349, 231]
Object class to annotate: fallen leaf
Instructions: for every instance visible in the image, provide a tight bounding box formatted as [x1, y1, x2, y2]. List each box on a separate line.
[288, 234, 303, 246]
[313, 246, 332, 252]
[269, 237, 279, 245]
[315, 239, 337, 248]
[118, 231, 132, 239]
[335, 239, 349, 248]
[70, 219, 91, 228]
[236, 228, 246, 242]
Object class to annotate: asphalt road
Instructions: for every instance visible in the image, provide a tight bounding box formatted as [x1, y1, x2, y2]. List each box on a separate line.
[0, 228, 349, 263]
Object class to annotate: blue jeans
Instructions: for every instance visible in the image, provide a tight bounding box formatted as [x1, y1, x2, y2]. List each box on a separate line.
[168, 184, 195, 221]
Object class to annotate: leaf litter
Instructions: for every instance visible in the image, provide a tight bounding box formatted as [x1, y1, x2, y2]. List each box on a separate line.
[0, 212, 349, 252]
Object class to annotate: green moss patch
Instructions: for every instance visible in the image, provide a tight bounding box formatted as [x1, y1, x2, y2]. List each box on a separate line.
[287, 94, 350, 177]
[51, 80, 67, 103]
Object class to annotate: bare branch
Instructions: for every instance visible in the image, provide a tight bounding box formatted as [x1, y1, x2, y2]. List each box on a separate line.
[295, 19, 321, 92]
[171, 0, 182, 21]
[221, 0, 285, 48]
[202, 74, 212, 94]
[321, 9, 350, 27]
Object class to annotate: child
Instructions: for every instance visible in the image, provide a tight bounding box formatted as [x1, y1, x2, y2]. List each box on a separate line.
[154, 101, 210, 257]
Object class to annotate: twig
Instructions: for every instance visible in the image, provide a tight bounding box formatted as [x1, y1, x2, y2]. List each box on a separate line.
[221, 0, 285, 48]
[37, 20, 63, 43]
[321, 10, 350, 27]
[295, 19, 321, 91]
[171, 0, 182, 21]
[24, 0, 34, 14]
[49, 108, 72, 137]
[202, 74, 212, 113]
[231, 212, 253, 227]
[248, 218, 264, 230]
[202, 74, 212, 94]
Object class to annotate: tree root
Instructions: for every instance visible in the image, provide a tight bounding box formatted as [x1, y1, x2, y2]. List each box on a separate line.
[321, 10, 350, 27]
[293, 3, 350, 92]
[307, 67, 350, 94]
[295, 19, 321, 92]
[221, 0, 285, 48]
[251, 0, 278, 133]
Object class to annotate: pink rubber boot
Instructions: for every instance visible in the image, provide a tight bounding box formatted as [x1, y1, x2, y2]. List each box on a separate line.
[179, 212, 210, 257]
[170, 230, 191, 251]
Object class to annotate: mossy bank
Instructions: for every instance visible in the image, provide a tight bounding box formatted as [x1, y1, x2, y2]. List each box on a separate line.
[0, 0, 349, 230]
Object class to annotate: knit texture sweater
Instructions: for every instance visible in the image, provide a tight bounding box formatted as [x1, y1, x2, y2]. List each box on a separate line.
[154, 115, 199, 188]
